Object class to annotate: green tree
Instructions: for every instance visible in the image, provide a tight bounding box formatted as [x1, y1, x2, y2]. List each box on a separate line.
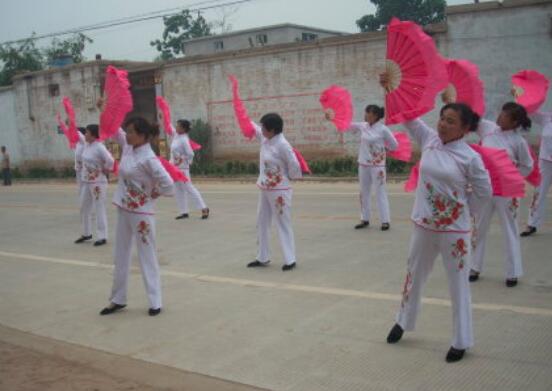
[150, 10, 212, 60]
[0, 34, 44, 86]
[44, 33, 93, 65]
[357, 0, 446, 32]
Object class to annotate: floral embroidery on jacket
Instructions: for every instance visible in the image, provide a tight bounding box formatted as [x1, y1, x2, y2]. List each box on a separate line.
[275, 195, 285, 215]
[368, 144, 385, 165]
[121, 180, 149, 210]
[137, 220, 150, 244]
[93, 185, 101, 200]
[529, 191, 539, 218]
[173, 155, 184, 166]
[509, 198, 519, 219]
[451, 238, 468, 270]
[261, 163, 283, 189]
[85, 166, 100, 181]
[401, 271, 413, 308]
[421, 182, 464, 229]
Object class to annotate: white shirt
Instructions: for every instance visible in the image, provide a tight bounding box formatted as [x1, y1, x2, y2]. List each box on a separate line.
[406, 119, 492, 233]
[170, 133, 194, 171]
[347, 121, 398, 166]
[477, 119, 534, 177]
[251, 121, 302, 190]
[531, 112, 552, 162]
[80, 141, 115, 184]
[111, 129, 175, 215]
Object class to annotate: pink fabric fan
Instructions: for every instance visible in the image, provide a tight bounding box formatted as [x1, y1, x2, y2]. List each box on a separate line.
[526, 147, 541, 187]
[228, 75, 256, 140]
[57, 96, 79, 149]
[99, 66, 133, 140]
[443, 59, 485, 116]
[404, 161, 420, 192]
[156, 96, 174, 136]
[189, 139, 202, 151]
[293, 148, 311, 174]
[469, 144, 525, 197]
[512, 70, 550, 114]
[384, 18, 448, 125]
[319, 85, 353, 131]
[388, 131, 412, 162]
[157, 157, 188, 183]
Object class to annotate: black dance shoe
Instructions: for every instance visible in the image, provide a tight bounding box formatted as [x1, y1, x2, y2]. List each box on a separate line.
[175, 213, 189, 220]
[506, 278, 518, 287]
[282, 262, 296, 271]
[93, 239, 107, 246]
[354, 221, 369, 229]
[520, 226, 537, 237]
[99, 303, 126, 315]
[247, 260, 270, 268]
[446, 347, 465, 363]
[381, 223, 390, 231]
[386, 323, 404, 344]
[148, 308, 162, 316]
[201, 208, 210, 220]
[469, 270, 480, 282]
[75, 235, 92, 244]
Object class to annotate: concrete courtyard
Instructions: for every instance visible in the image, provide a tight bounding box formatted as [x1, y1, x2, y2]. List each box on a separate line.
[0, 180, 551, 391]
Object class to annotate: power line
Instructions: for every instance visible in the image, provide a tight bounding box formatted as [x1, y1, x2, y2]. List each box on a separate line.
[0, 0, 256, 46]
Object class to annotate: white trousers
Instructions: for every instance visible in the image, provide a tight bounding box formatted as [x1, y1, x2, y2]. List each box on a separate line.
[396, 225, 473, 349]
[80, 182, 108, 240]
[256, 189, 296, 265]
[358, 165, 391, 223]
[110, 208, 162, 309]
[528, 159, 552, 228]
[175, 169, 207, 214]
[472, 197, 523, 279]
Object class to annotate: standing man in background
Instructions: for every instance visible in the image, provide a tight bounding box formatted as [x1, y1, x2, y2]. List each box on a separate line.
[1, 146, 11, 186]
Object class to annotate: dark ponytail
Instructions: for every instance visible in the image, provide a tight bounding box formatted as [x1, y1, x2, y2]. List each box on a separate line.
[85, 124, 99, 138]
[365, 104, 385, 121]
[440, 103, 480, 132]
[502, 102, 531, 130]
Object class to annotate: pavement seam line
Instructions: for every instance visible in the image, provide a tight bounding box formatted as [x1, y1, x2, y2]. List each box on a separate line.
[1, 250, 551, 317]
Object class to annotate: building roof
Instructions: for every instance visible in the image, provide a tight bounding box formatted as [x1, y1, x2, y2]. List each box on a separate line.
[182, 23, 348, 44]
[446, 0, 552, 15]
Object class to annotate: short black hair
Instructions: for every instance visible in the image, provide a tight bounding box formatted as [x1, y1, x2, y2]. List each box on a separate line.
[502, 102, 531, 130]
[85, 124, 100, 139]
[78, 127, 86, 135]
[124, 117, 159, 140]
[176, 119, 191, 132]
[365, 105, 385, 121]
[440, 103, 481, 132]
[260, 113, 283, 134]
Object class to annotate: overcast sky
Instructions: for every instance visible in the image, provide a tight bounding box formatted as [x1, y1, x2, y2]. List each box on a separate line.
[0, 0, 472, 62]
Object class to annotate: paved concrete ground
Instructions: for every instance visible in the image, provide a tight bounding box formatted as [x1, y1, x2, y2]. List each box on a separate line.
[0, 181, 551, 391]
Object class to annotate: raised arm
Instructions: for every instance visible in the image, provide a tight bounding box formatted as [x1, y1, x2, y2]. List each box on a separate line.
[403, 119, 435, 149]
[250, 121, 263, 141]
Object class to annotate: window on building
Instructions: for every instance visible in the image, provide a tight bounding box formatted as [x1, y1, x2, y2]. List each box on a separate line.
[302, 33, 318, 42]
[48, 83, 60, 97]
[214, 40, 224, 51]
[256, 34, 268, 44]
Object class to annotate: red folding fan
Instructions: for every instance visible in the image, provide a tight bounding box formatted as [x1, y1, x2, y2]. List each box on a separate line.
[319, 85, 353, 132]
[157, 157, 188, 183]
[384, 18, 448, 125]
[512, 70, 550, 114]
[443, 59, 485, 116]
[57, 96, 79, 149]
[156, 96, 174, 136]
[228, 75, 256, 140]
[99, 66, 133, 140]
